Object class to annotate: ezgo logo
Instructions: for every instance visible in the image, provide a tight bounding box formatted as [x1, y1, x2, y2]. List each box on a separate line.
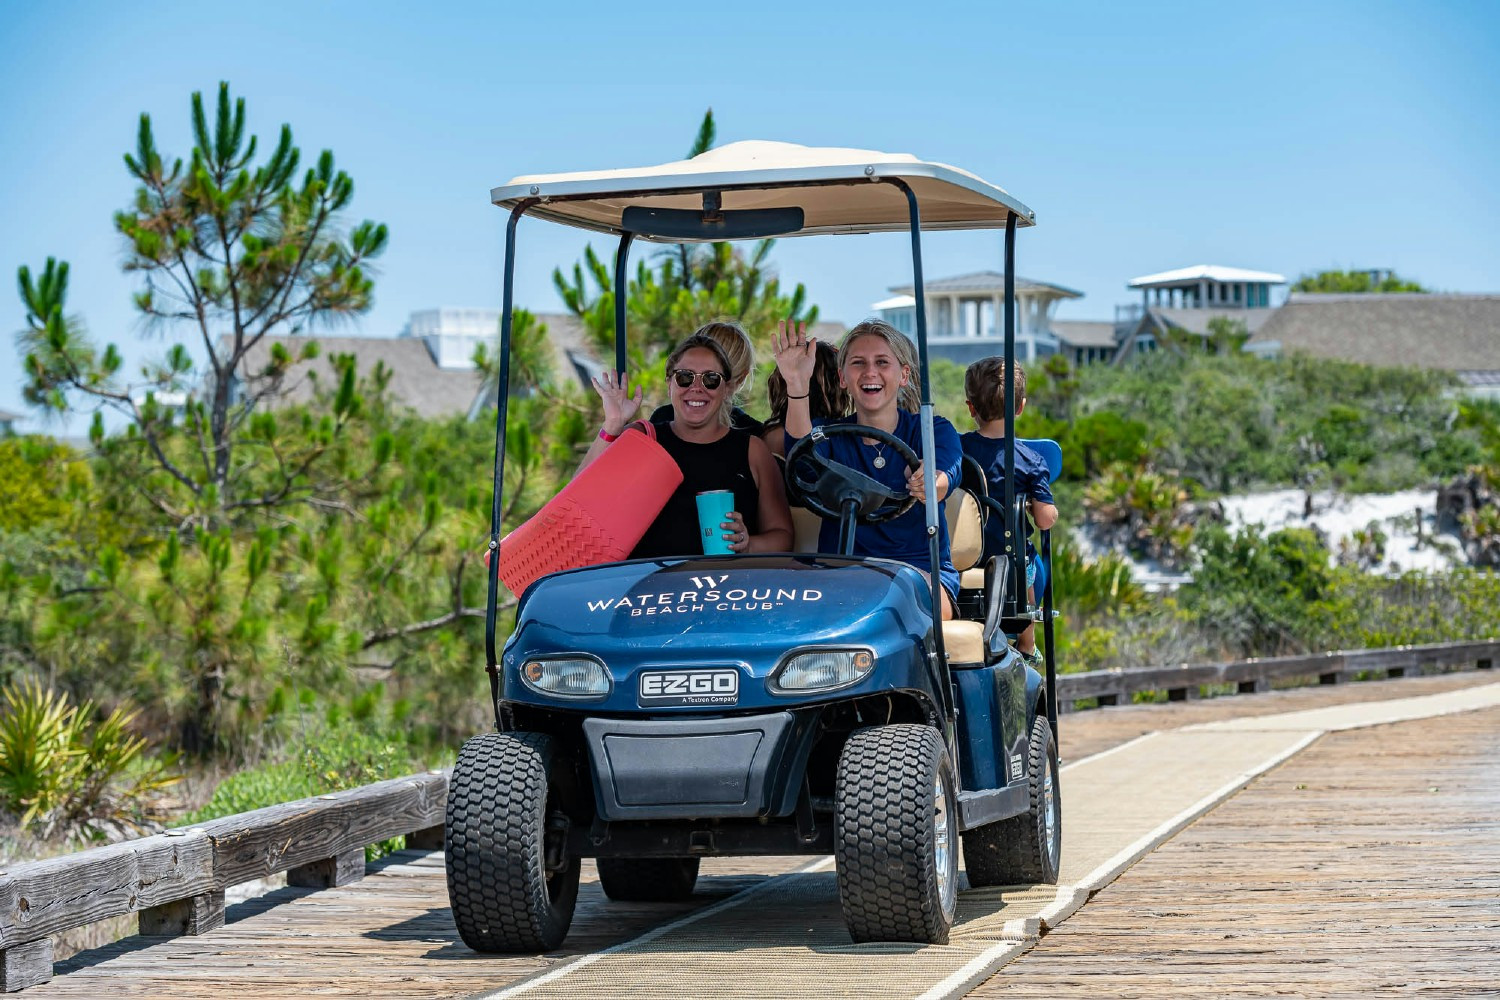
[638, 669, 739, 706]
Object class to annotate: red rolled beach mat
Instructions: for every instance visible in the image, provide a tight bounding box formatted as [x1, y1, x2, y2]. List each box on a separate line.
[494, 421, 683, 595]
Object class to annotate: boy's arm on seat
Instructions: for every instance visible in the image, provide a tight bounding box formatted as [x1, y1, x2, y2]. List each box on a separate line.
[1029, 498, 1058, 532]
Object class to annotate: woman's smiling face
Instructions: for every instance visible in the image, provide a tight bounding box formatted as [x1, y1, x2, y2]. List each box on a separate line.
[840, 334, 907, 415]
[669, 346, 730, 430]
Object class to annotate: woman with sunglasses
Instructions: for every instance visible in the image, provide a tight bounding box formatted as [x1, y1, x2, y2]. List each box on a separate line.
[647, 320, 765, 436]
[580, 333, 792, 558]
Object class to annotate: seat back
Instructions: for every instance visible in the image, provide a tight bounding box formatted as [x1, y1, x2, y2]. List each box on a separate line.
[791, 504, 822, 552]
[945, 487, 985, 573]
[1019, 438, 1062, 484]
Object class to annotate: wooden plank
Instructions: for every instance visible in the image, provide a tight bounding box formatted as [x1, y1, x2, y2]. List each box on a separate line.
[1057, 638, 1500, 708]
[0, 832, 215, 951]
[133, 833, 216, 909]
[0, 775, 439, 959]
[0, 832, 215, 948]
[975, 706, 1500, 998]
[0, 842, 136, 949]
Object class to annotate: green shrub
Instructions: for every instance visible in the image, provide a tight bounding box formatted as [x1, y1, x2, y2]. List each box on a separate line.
[1178, 523, 1335, 657]
[186, 702, 422, 860]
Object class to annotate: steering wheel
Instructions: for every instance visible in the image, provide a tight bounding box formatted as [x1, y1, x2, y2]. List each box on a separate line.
[784, 423, 922, 525]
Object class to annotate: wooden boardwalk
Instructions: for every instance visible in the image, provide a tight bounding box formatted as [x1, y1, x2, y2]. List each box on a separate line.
[31, 671, 1500, 998]
[976, 702, 1500, 998]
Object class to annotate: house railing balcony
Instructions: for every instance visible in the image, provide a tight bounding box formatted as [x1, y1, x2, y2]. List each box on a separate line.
[928, 325, 1059, 342]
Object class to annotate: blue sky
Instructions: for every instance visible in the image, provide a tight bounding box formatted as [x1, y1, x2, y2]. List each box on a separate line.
[3, 0, 1498, 431]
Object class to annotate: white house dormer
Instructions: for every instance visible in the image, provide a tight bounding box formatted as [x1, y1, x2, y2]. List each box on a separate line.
[402, 307, 502, 370]
[1128, 264, 1285, 311]
[874, 271, 1082, 365]
[1115, 265, 1287, 361]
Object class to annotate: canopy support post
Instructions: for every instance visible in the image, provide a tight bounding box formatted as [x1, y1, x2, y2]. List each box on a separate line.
[1042, 527, 1058, 737]
[485, 199, 536, 687]
[613, 233, 635, 372]
[883, 177, 954, 734]
[1003, 214, 1021, 619]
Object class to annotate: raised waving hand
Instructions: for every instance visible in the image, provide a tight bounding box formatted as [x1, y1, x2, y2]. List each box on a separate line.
[772, 320, 816, 438]
[591, 369, 643, 436]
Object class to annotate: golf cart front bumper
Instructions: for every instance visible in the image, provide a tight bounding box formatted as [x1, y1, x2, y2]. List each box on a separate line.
[582, 711, 815, 820]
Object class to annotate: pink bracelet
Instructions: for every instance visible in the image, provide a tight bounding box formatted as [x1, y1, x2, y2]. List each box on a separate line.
[598, 427, 620, 443]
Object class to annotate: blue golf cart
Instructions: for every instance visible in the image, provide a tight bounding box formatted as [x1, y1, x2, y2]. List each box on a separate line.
[445, 141, 1061, 951]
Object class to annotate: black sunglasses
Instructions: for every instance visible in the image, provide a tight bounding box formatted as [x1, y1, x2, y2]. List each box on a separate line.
[670, 368, 726, 390]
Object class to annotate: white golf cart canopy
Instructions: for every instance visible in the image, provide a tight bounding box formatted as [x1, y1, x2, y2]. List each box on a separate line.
[490, 140, 1034, 241]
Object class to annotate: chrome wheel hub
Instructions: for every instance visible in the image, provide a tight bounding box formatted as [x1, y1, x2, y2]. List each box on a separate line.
[1042, 756, 1059, 866]
[933, 773, 956, 915]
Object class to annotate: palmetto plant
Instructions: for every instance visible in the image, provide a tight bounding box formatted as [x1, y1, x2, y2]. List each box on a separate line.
[1083, 463, 1195, 566]
[0, 679, 178, 838]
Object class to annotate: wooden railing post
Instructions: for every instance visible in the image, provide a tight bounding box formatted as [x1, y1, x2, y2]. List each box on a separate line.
[0, 940, 51, 994]
[406, 825, 444, 851]
[138, 890, 225, 937]
[288, 849, 366, 889]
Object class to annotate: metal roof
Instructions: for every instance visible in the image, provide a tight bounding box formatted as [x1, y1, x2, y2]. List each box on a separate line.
[1129, 265, 1286, 288]
[491, 140, 1034, 243]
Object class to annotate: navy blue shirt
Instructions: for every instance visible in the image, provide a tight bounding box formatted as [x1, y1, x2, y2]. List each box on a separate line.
[786, 410, 963, 599]
[961, 432, 1055, 564]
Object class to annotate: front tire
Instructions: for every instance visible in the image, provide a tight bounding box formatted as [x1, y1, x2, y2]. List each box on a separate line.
[596, 858, 700, 902]
[445, 732, 581, 952]
[962, 713, 1061, 886]
[834, 724, 959, 944]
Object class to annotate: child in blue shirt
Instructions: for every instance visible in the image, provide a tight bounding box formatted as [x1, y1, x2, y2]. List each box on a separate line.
[960, 357, 1058, 663]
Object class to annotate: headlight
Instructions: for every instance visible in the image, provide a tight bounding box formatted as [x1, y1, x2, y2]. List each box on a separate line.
[519, 656, 611, 699]
[772, 649, 875, 694]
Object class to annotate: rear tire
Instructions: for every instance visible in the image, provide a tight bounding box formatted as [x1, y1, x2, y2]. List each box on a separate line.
[445, 732, 581, 952]
[962, 714, 1061, 886]
[834, 724, 959, 944]
[596, 858, 701, 902]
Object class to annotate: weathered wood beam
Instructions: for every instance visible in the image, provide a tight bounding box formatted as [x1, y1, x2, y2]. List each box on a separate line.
[138, 889, 225, 937]
[0, 771, 448, 991]
[1058, 639, 1500, 712]
[196, 772, 447, 889]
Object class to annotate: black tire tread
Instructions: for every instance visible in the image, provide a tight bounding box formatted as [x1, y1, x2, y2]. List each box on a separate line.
[596, 858, 701, 902]
[834, 723, 955, 944]
[445, 731, 580, 952]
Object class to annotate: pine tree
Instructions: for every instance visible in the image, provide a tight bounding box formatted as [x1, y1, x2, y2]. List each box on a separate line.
[17, 82, 388, 530]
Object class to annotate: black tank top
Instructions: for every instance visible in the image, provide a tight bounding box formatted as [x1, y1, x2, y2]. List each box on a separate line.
[630, 421, 761, 559]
